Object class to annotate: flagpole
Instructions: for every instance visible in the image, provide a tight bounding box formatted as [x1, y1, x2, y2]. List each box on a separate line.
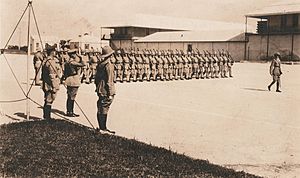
[26, 0, 32, 120]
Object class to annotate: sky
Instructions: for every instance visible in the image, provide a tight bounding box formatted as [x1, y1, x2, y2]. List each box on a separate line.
[0, 0, 280, 47]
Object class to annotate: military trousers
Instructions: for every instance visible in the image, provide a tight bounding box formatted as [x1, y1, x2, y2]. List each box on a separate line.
[97, 95, 114, 115]
[34, 66, 42, 85]
[44, 90, 57, 105]
[67, 86, 79, 100]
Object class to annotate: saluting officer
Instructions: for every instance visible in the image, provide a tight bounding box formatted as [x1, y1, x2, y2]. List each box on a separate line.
[41, 47, 61, 120]
[95, 46, 116, 134]
[63, 49, 85, 117]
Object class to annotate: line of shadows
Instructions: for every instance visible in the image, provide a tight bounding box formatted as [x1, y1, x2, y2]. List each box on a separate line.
[243, 88, 269, 92]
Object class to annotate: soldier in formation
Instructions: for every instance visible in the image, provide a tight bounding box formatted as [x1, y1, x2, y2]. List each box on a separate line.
[105, 48, 234, 83]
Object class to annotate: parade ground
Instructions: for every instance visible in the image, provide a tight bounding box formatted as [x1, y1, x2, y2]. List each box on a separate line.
[1, 54, 300, 177]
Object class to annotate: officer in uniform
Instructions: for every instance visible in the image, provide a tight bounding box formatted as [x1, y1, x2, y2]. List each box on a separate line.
[89, 50, 98, 82]
[41, 47, 61, 120]
[268, 52, 282, 92]
[212, 51, 219, 78]
[143, 51, 151, 81]
[80, 49, 90, 84]
[202, 51, 210, 79]
[219, 51, 225, 78]
[63, 49, 85, 117]
[60, 47, 70, 75]
[149, 50, 158, 81]
[171, 51, 179, 80]
[110, 50, 117, 82]
[33, 48, 44, 85]
[156, 51, 164, 81]
[121, 50, 131, 82]
[95, 46, 116, 134]
[191, 51, 199, 79]
[135, 51, 144, 81]
[115, 50, 124, 82]
[186, 52, 193, 79]
[196, 50, 204, 79]
[222, 51, 229, 78]
[227, 51, 234, 77]
[128, 50, 137, 82]
[176, 50, 184, 80]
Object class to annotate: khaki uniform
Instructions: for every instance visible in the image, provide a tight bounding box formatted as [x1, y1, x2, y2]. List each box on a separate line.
[143, 55, 151, 81]
[268, 56, 282, 92]
[156, 56, 164, 80]
[81, 54, 90, 83]
[150, 55, 157, 81]
[123, 54, 131, 82]
[213, 55, 219, 78]
[178, 55, 184, 79]
[41, 55, 61, 119]
[33, 51, 44, 85]
[89, 54, 98, 82]
[172, 55, 179, 80]
[135, 54, 144, 81]
[129, 54, 138, 82]
[95, 55, 116, 131]
[227, 54, 234, 77]
[191, 55, 199, 79]
[64, 54, 84, 115]
[115, 54, 124, 82]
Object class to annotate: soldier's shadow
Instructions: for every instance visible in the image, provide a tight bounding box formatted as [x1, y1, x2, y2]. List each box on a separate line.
[243, 88, 269, 92]
[37, 106, 66, 116]
[14, 112, 41, 120]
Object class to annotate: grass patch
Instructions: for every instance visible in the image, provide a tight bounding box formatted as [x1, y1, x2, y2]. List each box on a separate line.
[0, 120, 261, 177]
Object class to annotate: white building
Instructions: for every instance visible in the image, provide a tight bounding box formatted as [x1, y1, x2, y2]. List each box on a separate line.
[30, 35, 60, 53]
[69, 33, 109, 51]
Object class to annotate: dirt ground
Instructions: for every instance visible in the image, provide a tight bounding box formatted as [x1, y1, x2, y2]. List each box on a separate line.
[1, 54, 300, 178]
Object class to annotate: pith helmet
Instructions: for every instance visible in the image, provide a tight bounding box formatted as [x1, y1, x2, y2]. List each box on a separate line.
[274, 52, 281, 57]
[101, 46, 114, 58]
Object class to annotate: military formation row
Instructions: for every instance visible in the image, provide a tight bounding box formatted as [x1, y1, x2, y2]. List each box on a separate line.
[34, 48, 234, 85]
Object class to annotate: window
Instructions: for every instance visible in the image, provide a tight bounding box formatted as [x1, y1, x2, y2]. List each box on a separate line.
[281, 15, 287, 29]
[292, 14, 299, 28]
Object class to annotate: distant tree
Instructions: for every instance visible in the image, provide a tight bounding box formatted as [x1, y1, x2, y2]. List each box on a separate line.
[20, 46, 28, 52]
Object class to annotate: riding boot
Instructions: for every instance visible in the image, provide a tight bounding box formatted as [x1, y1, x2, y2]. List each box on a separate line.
[276, 81, 281, 92]
[97, 113, 106, 130]
[66, 98, 72, 114]
[43, 104, 51, 120]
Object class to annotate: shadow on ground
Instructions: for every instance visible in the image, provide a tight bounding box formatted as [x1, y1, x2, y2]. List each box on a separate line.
[243, 88, 269, 92]
[14, 112, 41, 120]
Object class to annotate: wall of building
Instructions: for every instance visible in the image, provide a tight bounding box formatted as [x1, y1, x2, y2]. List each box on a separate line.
[246, 33, 300, 60]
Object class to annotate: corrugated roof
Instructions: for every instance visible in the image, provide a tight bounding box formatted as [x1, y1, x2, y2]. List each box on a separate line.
[102, 14, 245, 31]
[135, 30, 245, 43]
[246, 0, 300, 18]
